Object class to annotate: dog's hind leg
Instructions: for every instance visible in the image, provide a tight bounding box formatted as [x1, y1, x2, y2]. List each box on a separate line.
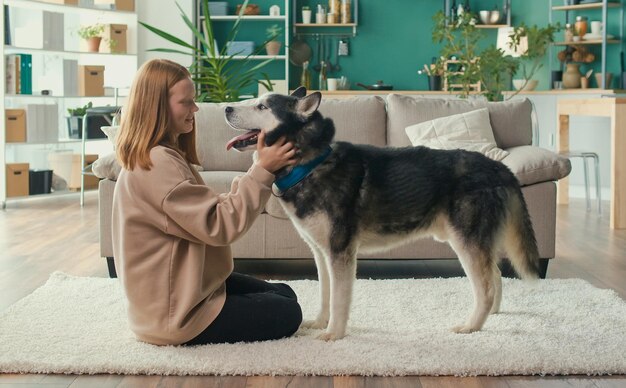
[318, 250, 357, 341]
[301, 239, 331, 330]
[491, 265, 502, 314]
[449, 238, 497, 333]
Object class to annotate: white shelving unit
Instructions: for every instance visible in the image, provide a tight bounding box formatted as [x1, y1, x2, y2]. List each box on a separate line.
[1, 0, 138, 208]
[195, 0, 290, 94]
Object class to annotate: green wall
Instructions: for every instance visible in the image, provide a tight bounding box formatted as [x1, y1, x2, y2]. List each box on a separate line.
[213, 0, 625, 92]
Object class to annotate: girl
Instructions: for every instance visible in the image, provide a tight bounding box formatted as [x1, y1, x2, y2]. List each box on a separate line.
[112, 58, 301, 346]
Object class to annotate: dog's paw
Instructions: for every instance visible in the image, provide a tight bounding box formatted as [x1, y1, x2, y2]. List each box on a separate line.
[301, 318, 329, 330]
[450, 324, 480, 334]
[316, 331, 345, 341]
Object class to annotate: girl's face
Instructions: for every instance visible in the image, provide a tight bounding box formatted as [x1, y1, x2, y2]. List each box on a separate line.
[168, 78, 199, 137]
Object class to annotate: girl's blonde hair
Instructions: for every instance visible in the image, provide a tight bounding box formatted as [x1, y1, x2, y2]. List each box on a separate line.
[117, 59, 200, 170]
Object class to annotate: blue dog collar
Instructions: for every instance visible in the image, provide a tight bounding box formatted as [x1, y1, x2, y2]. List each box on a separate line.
[274, 146, 332, 193]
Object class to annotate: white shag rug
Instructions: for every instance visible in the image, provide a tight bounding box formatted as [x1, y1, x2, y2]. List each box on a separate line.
[1, 272, 626, 376]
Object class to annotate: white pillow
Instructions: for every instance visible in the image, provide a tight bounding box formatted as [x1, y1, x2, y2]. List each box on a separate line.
[101, 126, 119, 149]
[404, 108, 509, 161]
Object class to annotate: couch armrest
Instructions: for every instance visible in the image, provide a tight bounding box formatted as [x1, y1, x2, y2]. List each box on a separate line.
[502, 145, 572, 186]
[99, 179, 116, 258]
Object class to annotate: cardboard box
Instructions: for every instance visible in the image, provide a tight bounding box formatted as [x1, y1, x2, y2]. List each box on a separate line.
[40, 0, 78, 4]
[6, 163, 30, 198]
[78, 65, 105, 97]
[48, 153, 99, 190]
[5, 109, 27, 143]
[101, 24, 127, 54]
[94, 0, 134, 11]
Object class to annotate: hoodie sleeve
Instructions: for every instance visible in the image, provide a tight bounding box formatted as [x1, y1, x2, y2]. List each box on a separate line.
[162, 156, 275, 247]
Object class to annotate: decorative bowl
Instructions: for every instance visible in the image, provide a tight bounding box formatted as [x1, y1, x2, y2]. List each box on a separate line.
[479, 10, 502, 25]
[513, 79, 538, 91]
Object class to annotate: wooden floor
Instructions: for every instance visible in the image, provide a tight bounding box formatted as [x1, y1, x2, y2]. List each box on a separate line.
[1, 192, 625, 387]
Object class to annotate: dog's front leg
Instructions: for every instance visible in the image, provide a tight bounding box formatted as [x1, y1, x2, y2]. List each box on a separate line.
[318, 252, 357, 341]
[301, 242, 330, 330]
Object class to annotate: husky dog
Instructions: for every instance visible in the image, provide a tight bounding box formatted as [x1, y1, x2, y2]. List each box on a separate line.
[224, 87, 540, 341]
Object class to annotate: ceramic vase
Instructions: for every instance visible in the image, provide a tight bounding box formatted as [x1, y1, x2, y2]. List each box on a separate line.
[562, 63, 582, 89]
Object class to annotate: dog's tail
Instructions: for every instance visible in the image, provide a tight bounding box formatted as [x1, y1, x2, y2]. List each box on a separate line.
[502, 188, 542, 280]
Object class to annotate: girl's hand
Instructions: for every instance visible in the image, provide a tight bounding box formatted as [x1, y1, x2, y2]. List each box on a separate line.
[255, 131, 298, 173]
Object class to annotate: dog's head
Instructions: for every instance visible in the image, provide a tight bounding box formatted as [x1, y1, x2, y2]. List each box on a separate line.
[224, 87, 322, 152]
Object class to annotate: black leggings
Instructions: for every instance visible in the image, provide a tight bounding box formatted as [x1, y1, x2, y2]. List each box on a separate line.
[184, 272, 302, 345]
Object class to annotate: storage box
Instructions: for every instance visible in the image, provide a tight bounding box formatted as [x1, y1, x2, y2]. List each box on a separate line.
[48, 153, 99, 190]
[6, 163, 30, 198]
[101, 24, 127, 54]
[93, 0, 134, 11]
[5, 109, 26, 143]
[78, 65, 105, 97]
[208, 2, 228, 16]
[226, 41, 255, 56]
[29, 169, 53, 195]
[66, 109, 113, 139]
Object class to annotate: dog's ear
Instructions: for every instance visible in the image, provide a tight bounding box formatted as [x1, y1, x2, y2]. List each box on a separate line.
[296, 91, 321, 118]
[290, 86, 307, 98]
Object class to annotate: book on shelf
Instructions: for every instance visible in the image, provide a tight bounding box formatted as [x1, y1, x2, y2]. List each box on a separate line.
[5, 54, 20, 94]
[4, 5, 11, 45]
[19, 54, 33, 95]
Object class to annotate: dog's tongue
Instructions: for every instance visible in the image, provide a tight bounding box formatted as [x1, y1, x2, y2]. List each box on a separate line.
[226, 130, 259, 151]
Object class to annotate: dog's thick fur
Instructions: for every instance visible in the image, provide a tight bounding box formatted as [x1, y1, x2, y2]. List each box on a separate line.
[225, 88, 541, 340]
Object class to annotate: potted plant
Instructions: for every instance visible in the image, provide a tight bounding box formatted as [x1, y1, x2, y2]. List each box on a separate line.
[140, 0, 275, 102]
[432, 11, 558, 101]
[77, 24, 105, 53]
[66, 102, 93, 139]
[508, 23, 559, 92]
[417, 59, 445, 91]
[265, 24, 282, 56]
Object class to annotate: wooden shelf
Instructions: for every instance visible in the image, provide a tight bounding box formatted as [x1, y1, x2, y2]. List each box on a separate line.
[201, 15, 286, 21]
[294, 23, 357, 27]
[230, 55, 286, 60]
[552, 2, 621, 11]
[553, 39, 621, 45]
[476, 24, 510, 29]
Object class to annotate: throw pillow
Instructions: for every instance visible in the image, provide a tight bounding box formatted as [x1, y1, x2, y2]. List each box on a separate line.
[404, 108, 509, 161]
[92, 152, 121, 181]
[101, 126, 119, 149]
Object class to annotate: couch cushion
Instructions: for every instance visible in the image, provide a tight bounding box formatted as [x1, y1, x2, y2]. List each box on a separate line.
[386, 94, 533, 149]
[194, 96, 387, 172]
[405, 108, 509, 161]
[502, 145, 572, 186]
[195, 101, 257, 172]
[318, 96, 387, 146]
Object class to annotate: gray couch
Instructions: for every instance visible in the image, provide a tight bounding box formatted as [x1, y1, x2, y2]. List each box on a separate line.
[98, 94, 571, 278]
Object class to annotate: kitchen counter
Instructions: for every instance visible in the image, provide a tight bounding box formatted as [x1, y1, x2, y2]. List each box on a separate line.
[314, 89, 625, 97]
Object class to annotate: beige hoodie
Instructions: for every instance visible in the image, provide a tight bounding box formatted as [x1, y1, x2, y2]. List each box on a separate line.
[112, 145, 274, 345]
